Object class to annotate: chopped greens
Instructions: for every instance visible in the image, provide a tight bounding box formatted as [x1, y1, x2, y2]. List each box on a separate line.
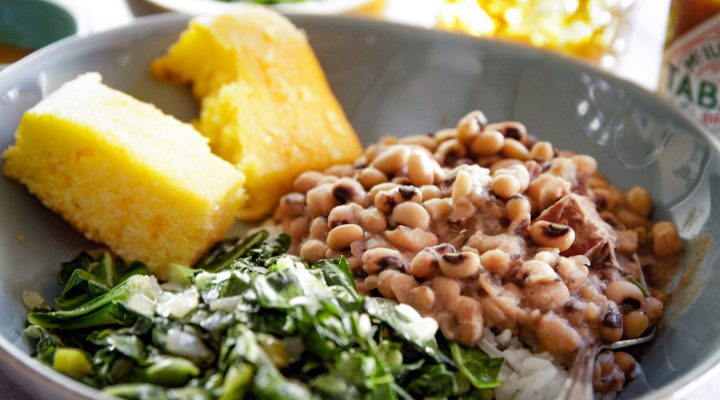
[626, 275, 650, 297]
[26, 231, 503, 399]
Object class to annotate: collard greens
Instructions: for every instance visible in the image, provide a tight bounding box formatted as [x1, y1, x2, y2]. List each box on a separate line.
[26, 231, 503, 399]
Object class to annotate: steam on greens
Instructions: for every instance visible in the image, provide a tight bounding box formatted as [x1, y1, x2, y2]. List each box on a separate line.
[26, 231, 503, 399]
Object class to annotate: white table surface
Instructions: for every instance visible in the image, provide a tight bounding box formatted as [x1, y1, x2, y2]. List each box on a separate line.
[2, 0, 718, 398]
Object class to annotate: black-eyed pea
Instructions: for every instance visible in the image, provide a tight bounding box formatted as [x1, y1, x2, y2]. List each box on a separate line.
[616, 209, 646, 228]
[523, 280, 570, 311]
[372, 145, 411, 174]
[293, 171, 326, 193]
[627, 186, 653, 218]
[431, 276, 462, 308]
[454, 296, 484, 346]
[556, 256, 589, 289]
[492, 174, 522, 199]
[288, 216, 310, 242]
[435, 138, 466, 166]
[479, 249, 511, 277]
[588, 173, 610, 189]
[530, 141, 555, 161]
[385, 226, 438, 252]
[529, 221, 575, 251]
[379, 135, 399, 145]
[533, 250, 559, 266]
[331, 178, 366, 205]
[633, 226, 648, 245]
[398, 185, 423, 203]
[501, 138, 531, 161]
[451, 170, 473, 203]
[448, 197, 477, 222]
[275, 193, 307, 220]
[390, 273, 419, 304]
[571, 155, 598, 179]
[490, 158, 522, 175]
[367, 182, 399, 203]
[299, 239, 328, 264]
[420, 185, 442, 201]
[548, 157, 577, 182]
[477, 272, 503, 297]
[306, 183, 337, 218]
[399, 134, 438, 151]
[424, 198, 453, 222]
[617, 229, 639, 255]
[374, 190, 398, 214]
[579, 284, 607, 305]
[623, 263, 642, 280]
[614, 352, 638, 377]
[652, 221, 684, 257]
[538, 177, 571, 210]
[325, 164, 355, 178]
[358, 167, 388, 190]
[327, 203, 363, 228]
[358, 209, 388, 234]
[410, 249, 438, 278]
[326, 224, 364, 250]
[600, 306, 624, 342]
[378, 269, 401, 299]
[439, 251, 481, 279]
[408, 286, 436, 314]
[526, 173, 554, 208]
[364, 144, 380, 164]
[520, 260, 559, 284]
[456, 110, 487, 144]
[325, 248, 343, 259]
[433, 128, 457, 143]
[361, 248, 405, 274]
[495, 164, 530, 190]
[536, 313, 582, 363]
[359, 274, 379, 294]
[506, 195, 531, 222]
[391, 176, 412, 185]
[407, 150, 436, 186]
[390, 202, 430, 230]
[375, 186, 423, 214]
[318, 175, 339, 186]
[471, 129, 505, 156]
[584, 302, 602, 322]
[489, 121, 529, 144]
[347, 256, 363, 271]
[623, 310, 649, 339]
[642, 296, 664, 323]
[310, 217, 329, 240]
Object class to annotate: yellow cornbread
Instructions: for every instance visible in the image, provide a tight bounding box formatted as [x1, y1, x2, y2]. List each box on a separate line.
[3, 73, 245, 276]
[151, 8, 363, 220]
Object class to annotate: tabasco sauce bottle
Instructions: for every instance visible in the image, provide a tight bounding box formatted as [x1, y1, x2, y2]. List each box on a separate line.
[661, 0, 720, 133]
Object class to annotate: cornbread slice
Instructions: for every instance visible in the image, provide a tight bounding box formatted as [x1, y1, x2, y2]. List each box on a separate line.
[3, 73, 245, 277]
[151, 8, 363, 220]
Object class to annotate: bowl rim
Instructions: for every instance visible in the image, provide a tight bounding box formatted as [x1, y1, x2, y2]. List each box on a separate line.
[1, 11, 719, 400]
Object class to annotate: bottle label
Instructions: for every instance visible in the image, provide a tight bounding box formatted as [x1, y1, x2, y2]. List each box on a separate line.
[663, 13, 720, 133]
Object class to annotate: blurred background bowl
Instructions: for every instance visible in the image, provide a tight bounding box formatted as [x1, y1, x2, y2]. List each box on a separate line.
[0, 0, 89, 69]
[143, 0, 381, 15]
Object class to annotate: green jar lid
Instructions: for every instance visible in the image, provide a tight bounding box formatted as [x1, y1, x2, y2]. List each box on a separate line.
[0, 0, 78, 50]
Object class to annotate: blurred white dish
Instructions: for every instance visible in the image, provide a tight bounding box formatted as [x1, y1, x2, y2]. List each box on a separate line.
[144, 0, 375, 14]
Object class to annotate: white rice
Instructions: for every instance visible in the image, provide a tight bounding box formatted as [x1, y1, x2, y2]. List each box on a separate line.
[478, 328, 568, 400]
